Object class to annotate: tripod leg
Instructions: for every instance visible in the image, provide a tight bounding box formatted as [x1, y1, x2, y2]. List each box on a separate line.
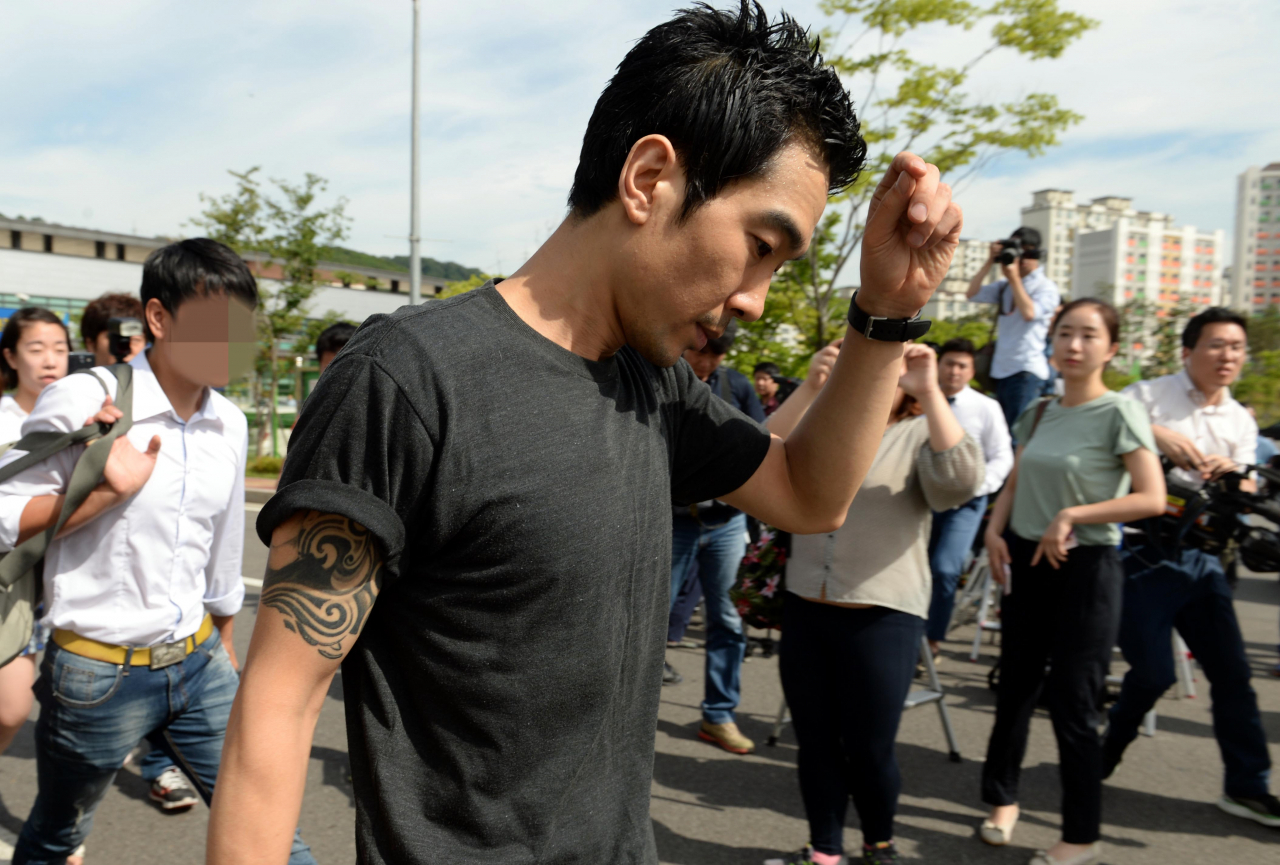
[970, 568, 992, 661]
[920, 636, 962, 762]
[766, 696, 789, 747]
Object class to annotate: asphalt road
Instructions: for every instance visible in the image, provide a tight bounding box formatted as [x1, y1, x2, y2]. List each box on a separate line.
[0, 504, 1278, 864]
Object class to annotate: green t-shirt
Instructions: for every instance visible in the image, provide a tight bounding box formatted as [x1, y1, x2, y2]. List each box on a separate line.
[1009, 390, 1156, 547]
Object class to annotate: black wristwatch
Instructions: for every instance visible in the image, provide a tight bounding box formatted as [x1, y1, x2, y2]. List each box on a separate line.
[846, 291, 932, 342]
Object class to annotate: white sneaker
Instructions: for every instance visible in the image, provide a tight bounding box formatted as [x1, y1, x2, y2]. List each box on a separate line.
[149, 766, 199, 811]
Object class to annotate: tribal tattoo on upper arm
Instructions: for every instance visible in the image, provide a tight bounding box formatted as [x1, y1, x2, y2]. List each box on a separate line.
[261, 511, 384, 660]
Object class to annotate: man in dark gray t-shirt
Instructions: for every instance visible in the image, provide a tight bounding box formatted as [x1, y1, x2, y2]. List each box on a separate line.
[210, 5, 964, 864]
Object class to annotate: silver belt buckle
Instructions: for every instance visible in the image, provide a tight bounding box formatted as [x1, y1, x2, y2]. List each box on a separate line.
[149, 640, 187, 670]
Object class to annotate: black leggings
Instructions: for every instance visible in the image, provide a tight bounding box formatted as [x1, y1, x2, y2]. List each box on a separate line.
[980, 534, 1122, 844]
[779, 593, 923, 853]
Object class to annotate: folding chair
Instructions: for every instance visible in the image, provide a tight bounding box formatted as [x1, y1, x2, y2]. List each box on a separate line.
[766, 636, 962, 763]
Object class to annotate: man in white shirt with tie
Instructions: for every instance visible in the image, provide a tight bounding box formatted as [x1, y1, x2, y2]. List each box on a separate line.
[0, 239, 316, 864]
[925, 338, 1013, 657]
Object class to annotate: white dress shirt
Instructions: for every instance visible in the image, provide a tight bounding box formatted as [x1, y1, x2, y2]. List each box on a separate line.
[972, 267, 1060, 380]
[0, 395, 29, 446]
[1122, 370, 1257, 490]
[0, 352, 247, 646]
[947, 384, 1014, 498]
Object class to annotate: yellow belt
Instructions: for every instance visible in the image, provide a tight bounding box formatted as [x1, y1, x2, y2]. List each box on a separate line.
[53, 614, 214, 666]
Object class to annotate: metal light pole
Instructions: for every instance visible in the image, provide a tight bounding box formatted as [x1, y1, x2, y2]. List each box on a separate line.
[409, 0, 422, 305]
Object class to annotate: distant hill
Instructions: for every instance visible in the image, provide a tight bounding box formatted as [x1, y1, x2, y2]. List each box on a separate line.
[321, 246, 483, 282]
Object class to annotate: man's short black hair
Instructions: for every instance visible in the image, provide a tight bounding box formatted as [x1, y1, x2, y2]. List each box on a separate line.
[568, 1, 866, 221]
[938, 337, 976, 361]
[1182, 307, 1248, 350]
[1011, 226, 1042, 250]
[753, 361, 781, 377]
[140, 238, 258, 340]
[316, 321, 357, 362]
[80, 293, 144, 348]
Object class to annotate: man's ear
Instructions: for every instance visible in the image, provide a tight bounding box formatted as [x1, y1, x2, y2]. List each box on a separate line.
[618, 134, 683, 227]
[144, 298, 169, 341]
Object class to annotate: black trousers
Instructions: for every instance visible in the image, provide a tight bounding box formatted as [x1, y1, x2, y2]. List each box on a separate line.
[780, 593, 923, 853]
[980, 535, 1122, 844]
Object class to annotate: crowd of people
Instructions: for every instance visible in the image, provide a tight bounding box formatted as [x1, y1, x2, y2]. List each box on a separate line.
[0, 4, 1275, 865]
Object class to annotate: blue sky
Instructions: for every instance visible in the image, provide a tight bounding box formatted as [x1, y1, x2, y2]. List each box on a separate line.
[2, 0, 1278, 276]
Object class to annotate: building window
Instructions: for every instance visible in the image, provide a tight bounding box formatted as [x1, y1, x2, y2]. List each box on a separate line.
[115, 244, 125, 261]
[390, 279, 400, 293]
[43, 234, 53, 253]
[95, 241, 106, 259]
[9, 231, 18, 250]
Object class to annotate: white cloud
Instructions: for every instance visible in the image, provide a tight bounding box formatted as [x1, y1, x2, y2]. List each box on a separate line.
[1, 1, 1277, 278]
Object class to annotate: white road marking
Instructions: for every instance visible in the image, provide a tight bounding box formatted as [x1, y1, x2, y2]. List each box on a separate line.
[244, 501, 265, 513]
[243, 576, 263, 588]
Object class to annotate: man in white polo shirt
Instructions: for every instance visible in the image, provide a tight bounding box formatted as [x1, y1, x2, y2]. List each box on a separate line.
[1106, 307, 1279, 829]
[925, 338, 1013, 658]
[0, 239, 316, 864]
[966, 227, 1060, 434]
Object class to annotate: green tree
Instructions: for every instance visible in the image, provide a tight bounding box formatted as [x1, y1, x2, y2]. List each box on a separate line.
[191, 167, 351, 455]
[923, 313, 995, 349]
[765, 0, 1095, 353]
[1141, 298, 1193, 380]
[1235, 349, 1280, 427]
[332, 270, 359, 287]
[438, 273, 498, 299]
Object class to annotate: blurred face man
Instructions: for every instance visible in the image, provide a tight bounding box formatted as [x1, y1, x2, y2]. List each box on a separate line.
[937, 349, 975, 397]
[1183, 320, 1247, 397]
[144, 293, 256, 389]
[754, 371, 779, 399]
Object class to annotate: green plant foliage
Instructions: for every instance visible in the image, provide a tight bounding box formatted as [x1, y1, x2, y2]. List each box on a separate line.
[438, 273, 499, 299]
[751, 0, 1094, 354]
[191, 167, 351, 456]
[921, 313, 994, 348]
[1235, 349, 1280, 427]
[319, 246, 483, 281]
[247, 454, 284, 477]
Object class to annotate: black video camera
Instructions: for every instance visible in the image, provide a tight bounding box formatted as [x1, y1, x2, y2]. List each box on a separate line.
[995, 238, 1023, 266]
[1138, 463, 1280, 573]
[107, 317, 144, 364]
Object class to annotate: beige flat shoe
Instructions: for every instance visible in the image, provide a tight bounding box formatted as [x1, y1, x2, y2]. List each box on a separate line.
[1028, 843, 1101, 865]
[980, 817, 1016, 846]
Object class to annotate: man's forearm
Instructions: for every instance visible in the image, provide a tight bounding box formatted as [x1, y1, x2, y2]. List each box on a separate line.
[16, 486, 124, 546]
[966, 261, 992, 299]
[1007, 272, 1035, 320]
[779, 328, 903, 529]
[208, 671, 325, 864]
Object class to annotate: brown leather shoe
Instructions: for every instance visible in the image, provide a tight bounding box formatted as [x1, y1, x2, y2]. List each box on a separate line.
[698, 720, 755, 754]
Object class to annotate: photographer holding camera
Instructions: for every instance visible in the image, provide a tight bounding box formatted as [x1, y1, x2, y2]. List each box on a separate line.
[966, 227, 1060, 432]
[1105, 307, 1280, 829]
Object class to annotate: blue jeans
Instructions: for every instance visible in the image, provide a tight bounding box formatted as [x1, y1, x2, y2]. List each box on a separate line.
[1107, 542, 1271, 799]
[671, 513, 748, 724]
[14, 629, 315, 865]
[994, 371, 1048, 437]
[925, 494, 987, 642]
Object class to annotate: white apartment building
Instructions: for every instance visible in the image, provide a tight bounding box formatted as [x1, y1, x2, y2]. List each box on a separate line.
[1074, 218, 1225, 310]
[0, 215, 446, 331]
[1020, 190, 1178, 299]
[922, 237, 999, 321]
[1231, 163, 1280, 313]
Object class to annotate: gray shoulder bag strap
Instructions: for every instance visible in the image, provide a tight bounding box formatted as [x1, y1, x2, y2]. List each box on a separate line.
[0, 365, 134, 666]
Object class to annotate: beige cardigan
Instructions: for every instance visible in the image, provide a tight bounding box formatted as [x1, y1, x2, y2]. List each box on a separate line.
[788, 415, 984, 619]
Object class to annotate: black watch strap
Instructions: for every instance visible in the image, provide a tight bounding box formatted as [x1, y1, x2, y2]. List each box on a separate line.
[846, 291, 932, 342]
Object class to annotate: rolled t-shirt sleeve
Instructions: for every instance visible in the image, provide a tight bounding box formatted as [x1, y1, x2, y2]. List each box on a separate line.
[257, 354, 435, 576]
[669, 360, 773, 506]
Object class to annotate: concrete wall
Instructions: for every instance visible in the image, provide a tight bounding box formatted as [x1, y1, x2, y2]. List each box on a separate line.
[0, 248, 417, 323]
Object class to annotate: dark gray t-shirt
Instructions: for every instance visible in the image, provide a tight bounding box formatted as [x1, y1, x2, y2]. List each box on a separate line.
[259, 284, 772, 864]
